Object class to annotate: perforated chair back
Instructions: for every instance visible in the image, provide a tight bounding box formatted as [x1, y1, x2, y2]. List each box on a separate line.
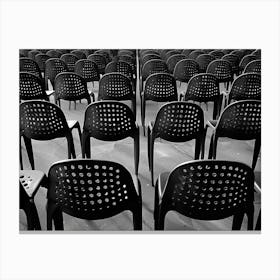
[157, 160, 254, 228]
[239, 55, 258, 72]
[188, 50, 205, 60]
[196, 54, 216, 73]
[164, 50, 182, 61]
[173, 59, 200, 83]
[228, 73, 261, 102]
[105, 61, 133, 81]
[209, 50, 225, 59]
[74, 59, 100, 82]
[166, 54, 187, 73]
[20, 72, 48, 101]
[142, 59, 169, 81]
[70, 50, 86, 60]
[206, 59, 233, 83]
[118, 50, 135, 57]
[94, 50, 111, 63]
[54, 72, 90, 103]
[20, 58, 42, 80]
[142, 54, 161, 65]
[46, 50, 62, 58]
[35, 54, 51, 72]
[61, 54, 79, 72]
[87, 54, 107, 74]
[222, 54, 240, 74]
[244, 60, 261, 74]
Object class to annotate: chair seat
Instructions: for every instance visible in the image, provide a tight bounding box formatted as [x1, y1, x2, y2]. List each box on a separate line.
[67, 120, 78, 130]
[19, 170, 45, 197]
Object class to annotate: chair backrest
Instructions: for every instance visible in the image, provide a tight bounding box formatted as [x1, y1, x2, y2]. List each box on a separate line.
[164, 50, 182, 61]
[54, 72, 89, 101]
[60, 54, 79, 72]
[252, 49, 261, 59]
[239, 55, 258, 71]
[140, 50, 160, 58]
[87, 54, 107, 74]
[142, 54, 161, 65]
[152, 101, 204, 142]
[20, 72, 48, 101]
[209, 50, 225, 59]
[144, 73, 177, 102]
[35, 53, 51, 72]
[160, 160, 255, 220]
[20, 100, 69, 140]
[70, 50, 86, 60]
[206, 59, 233, 82]
[46, 50, 63, 58]
[20, 49, 31, 57]
[228, 73, 261, 102]
[222, 54, 240, 73]
[45, 58, 68, 87]
[244, 60, 261, 74]
[196, 54, 216, 73]
[185, 73, 220, 102]
[216, 100, 261, 140]
[105, 61, 133, 81]
[173, 59, 200, 83]
[47, 159, 140, 220]
[28, 50, 42, 60]
[94, 50, 111, 63]
[19, 58, 42, 80]
[83, 101, 137, 141]
[74, 59, 100, 82]
[166, 54, 187, 73]
[230, 50, 244, 60]
[98, 73, 134, 101]
[142, 59, 169, 81]
[118, 49, 135, 57]
[188, 50, 205, 60]
[182, 49, 195, 57]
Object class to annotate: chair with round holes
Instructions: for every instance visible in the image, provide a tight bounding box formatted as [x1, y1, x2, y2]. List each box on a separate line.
[164, 50, 182, 62]
[166, 54, 187, 74]
[87, 54, 107, 75]
[46, 159, 142, 230]
[207, 100, 261, 170]
[154, 160, 255, 230]
[206, 59, 233, 90]
[19, 170, 47, 230]
[35, 53, 51, 76]
[70, 50, 86, 60]
[196, 54, 216, 73]
[82, 101, 140, 175]
[54, 72, 92, 110]
[222, 54, 240, 76]
[188, 50, 205, 60]
[20, 72, 49, 101]
[184, 73, 222, 120]
[94, 50, 111, 63]
[244, 60, 261, 74]
[141, 73, 178, 135]
[148, 102, 205, 186]
[173, 59, 200, 85]
[61, 53, 79, 72]
[44, 58, 68, 90]
[28, 50, 42, 60]
[20, 58, 42, 80]
[141, 54, 161, 66]
[209, 50, 225, 59]
[20, 100, 80, 170]
[239, 54, 258, 73]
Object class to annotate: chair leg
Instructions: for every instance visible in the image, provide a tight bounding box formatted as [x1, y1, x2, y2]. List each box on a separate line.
[20, 136, 23, 170]
[82, 133, 91, 158]
[155, 210, 165, 230]
[150, 137, 155, 187]
[200, 128, 207, 159]
[212, 135, 218, 159]
[47, 201, 63, 230]
[232, 212, 245, 230]
[132, 98, 136, 119]
[68, 101, 71, 110]
[71, 122, 82, 153]
[132, 203, 142, 230]
[66, 133, 76, 159]
[134, 130, 140, 175]
[23, 136, 34, 170]
[194, 137, 201, 160]
[255, 210, 261, 230]
[141, 96, 146, 136]
[208, 133, 214, 159]
[147, 126, 151, 170]
[252, 138, 261, 170]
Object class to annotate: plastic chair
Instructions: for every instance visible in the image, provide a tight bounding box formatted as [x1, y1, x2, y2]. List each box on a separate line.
[196, 54, 216, 73]
[54, 72, 92, 109]
[61, 54, 79, 72]
[207, 100, 261, 170]
[148, 102, 205, 186]
[105, 61, 134, 84]
[239, 55, 258, 73]
[118, 54, 137, 76]
[46, 50, 63, 58]
[244, 60, 261, 74]
[70, 50, 86, 60]
[209, 50, 225, 59]
[164, 50, 182, 61]
[35, 53, 50, 74]
[184, 73, 222, 119]
[87, 54, 107, 75]
[173, 59, 200, 85]
[188, 50, 205, 60]
[20, 100, 81, 169]
[252, 49, 261, 59]
[20, 58, 42, 80]
[98, 73, 136, 116]
[82, 101, 140, 175]
[142, 54, 161, 66]
[182, 49, 195, 57]
[118, 49, 135, 57]
[166, 54, 187, 74]
[222, 54, 240, 76]
[28, 50, 42, 60]
[19, 170, 47, 230]
[46, 159, 142, 230]
[154, 160, 255, 230]
[94, 50, 111, 63]
[20, 72, 49, 101]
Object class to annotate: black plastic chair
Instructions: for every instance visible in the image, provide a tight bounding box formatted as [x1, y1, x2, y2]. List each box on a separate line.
[141, 73, 178, 135]
[230, 50, 244, 60]
[94, 50, 111, 63]
[20, 72, 49, 101]
[154, 160, 255, 230]
[182, 49, 195, 57]
[239, 55, 258, 73]
[148, 102, 205, 186]
[28, 50, 42, 60]
[196, 54, 216, 73]
[184, 73, 222, 119]
[35, 53, 50, 75]
[118, 49, 135, 57]
[173, 59, 200, 85]
[70, 50, 86, 60]
[166, 54, 187, 74]
[47, 159, 142, 230]
[61, 54, 79, 72]
[188, 50, 205, 60]
[209, 50, 225, 59]
[118, 54, 137, 76]
[20, 100, 81, 170]
[46, 50, 63, 58]
[244, 60, 261, 74]
[20, 58, 42, 80]
[87, 54, 107, 75]
[164, 50, 182, 62]
[54, 72, 92, 109]
[222, 54, 240, 76]
[207, 100, 261, 170]
[82, 101, 140, 175]
[142, 54, 161, 66]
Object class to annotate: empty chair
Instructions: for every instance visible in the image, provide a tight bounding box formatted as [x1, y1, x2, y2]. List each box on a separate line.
[20, 100, 81, 169]
[70, 50, 86, 60]
[164, 50, 182, 61]
[239, 54, 258, 73]
[46, 159, 142, 230]
[166, 54, 187, 74]
[196, 54, 216, 73]
[118, 54, 136, 76]
[61, 53, 79, 72]
[98, 73, 136, 116]
[105, 61, 134, 85]
[94, 50, 111, 63]
[141, 73, 178, 134]
[54, 72, 92, 109]
[230, 50, 244, 60]
[46, 50, 63, 58]
[35, 53, 51, 75]
[209, 50, 225, 59]
[188, 50, 205, 60]
[20, 72, 48, 101]
[184, 73, 221, 119]
[147, 102, 205, 186]
[118, 49, 135, 57]
[28, 50, 42, 60]
[20, 58, 42, 80]
[173, 59, 200, 85]
[154, 160, 255, 230]
[142, 54, 161, 66]
[82, 101, 140, 175]
[207, 100, 261, 170]
[244, 60, 261, 74]
[222, 54, 240, 76]
[88, 54, 107, 75]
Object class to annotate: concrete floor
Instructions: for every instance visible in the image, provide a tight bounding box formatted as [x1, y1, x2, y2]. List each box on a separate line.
[20, 52, 261, 231]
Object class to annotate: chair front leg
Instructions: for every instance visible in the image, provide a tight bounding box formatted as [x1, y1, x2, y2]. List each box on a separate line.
[194, 137, 201, 160]
[252, 137, 261, 170]
[66, 133, 76, 159]
[150, 135, 155, 187]
[82, 132, 91, 158]
[133, 128, 140, 175]
[23, 135, 35, 170]
[140, 95, 146, 136]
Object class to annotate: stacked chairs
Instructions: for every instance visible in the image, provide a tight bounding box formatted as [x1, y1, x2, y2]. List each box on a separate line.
[166, 54, 187, 74]
[188, 50, 204, 60]
[196, 54, 215, 73]
[61, 53, 79, 72]
[207, 100, 261, 170]
[70, 50, 86, 60]
[98, 73, 136, 116]
[20, 58, 42, 80]
[154, 160, 255, 230]
[244, 59, 261, 74]
[82, 101, 140, 175]
[47, 159, 142, 230]
[222, 54, 240, 76]
[88, 53, 107, 75]
[35, 53, 51, 76]
[209, 50, 225, 59]
[147, 102, 205, 186]
[239, 54, 258, 73]
[46, 50, 63, 58]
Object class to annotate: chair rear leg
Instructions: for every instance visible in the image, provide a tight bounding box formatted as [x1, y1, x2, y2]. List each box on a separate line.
[232, 212, 245, 230]
[150, 137, 155, 187]
[23, 136, 35, 170]
[194, 137, 201, 160]
[252, 138, 261, 170]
